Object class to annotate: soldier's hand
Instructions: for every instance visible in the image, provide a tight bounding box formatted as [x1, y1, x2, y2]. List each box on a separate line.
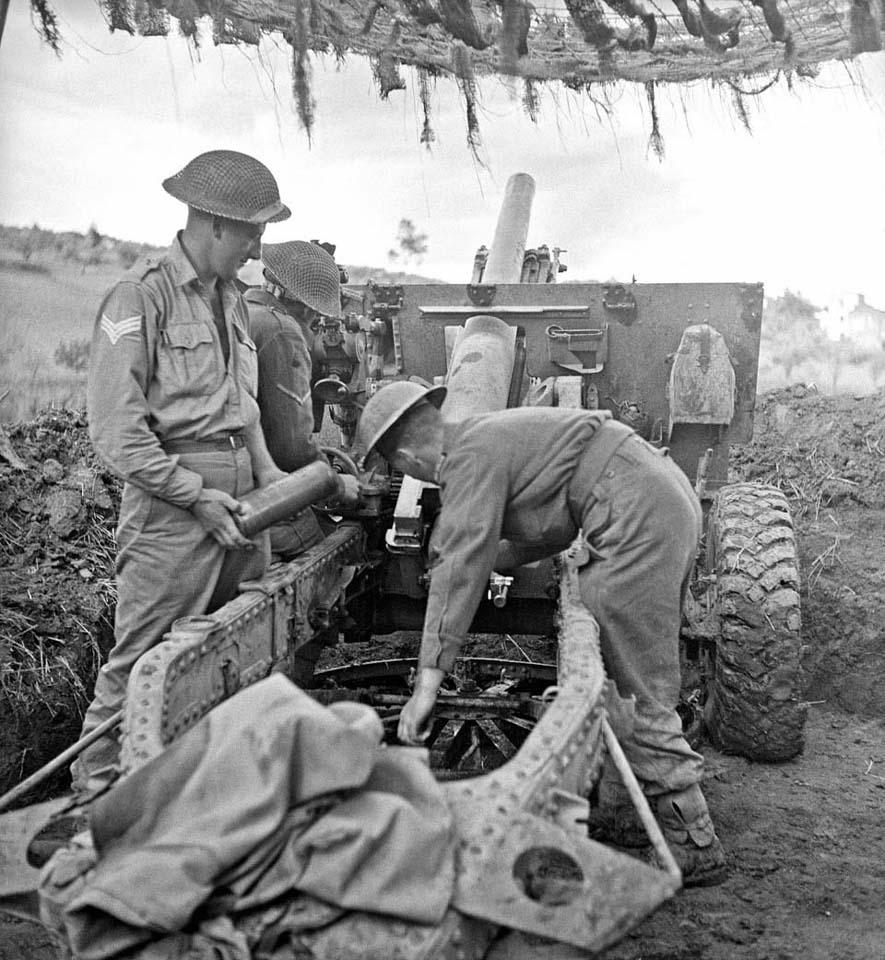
[337, 474, 361, 507]
[191, 489, 254, 550]
[398, 667, 444, 745]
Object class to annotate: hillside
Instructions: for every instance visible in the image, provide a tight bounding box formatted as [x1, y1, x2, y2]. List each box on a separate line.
[0, 225, 442, 423]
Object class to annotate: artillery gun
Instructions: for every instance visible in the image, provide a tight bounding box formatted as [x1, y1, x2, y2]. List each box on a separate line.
[311, 170, 805, 766]
[0, 173, 805, 958]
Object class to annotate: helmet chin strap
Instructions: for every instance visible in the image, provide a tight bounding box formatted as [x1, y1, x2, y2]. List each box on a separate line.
[263, 280, 319, 327]
[264, 280, 289, 303]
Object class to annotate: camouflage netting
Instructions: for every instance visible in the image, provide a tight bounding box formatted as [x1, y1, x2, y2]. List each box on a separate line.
[30, 0, 885, 142]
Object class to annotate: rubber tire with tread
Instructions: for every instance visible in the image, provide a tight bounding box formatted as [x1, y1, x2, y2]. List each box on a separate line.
[705, 482, 806, 761]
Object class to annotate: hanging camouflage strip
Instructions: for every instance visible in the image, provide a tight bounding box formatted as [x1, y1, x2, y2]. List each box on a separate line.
[418, 68, 437, 144]
[290, 0, 315, 135]
[372, 19, 408, 99]
[644, 80, 663, 160]
[27, 0, 885, 136]
[498, 0, 531, 72]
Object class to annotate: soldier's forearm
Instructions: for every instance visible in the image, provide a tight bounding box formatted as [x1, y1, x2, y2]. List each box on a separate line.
[243, 417, 285, 485]
[414, 666, 445, 696]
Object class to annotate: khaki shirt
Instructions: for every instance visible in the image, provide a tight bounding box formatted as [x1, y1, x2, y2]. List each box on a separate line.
[421, 407, 611, 671]
[245, 288, 322, 473]
[87, 235, 259, 508]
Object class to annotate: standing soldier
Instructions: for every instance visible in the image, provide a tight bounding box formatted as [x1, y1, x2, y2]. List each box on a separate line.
[74, 150, 291, 791]
[245, 240, 355, 558]
[357, 381, 727, 886]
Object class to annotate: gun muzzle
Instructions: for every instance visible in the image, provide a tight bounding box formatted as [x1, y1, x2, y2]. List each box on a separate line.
[235, 461, 343, 538]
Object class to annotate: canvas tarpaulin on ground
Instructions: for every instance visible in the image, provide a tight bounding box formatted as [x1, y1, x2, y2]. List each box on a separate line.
[38, 675, 456, 959]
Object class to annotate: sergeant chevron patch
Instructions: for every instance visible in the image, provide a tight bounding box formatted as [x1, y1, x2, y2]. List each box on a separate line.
[101, 313, 142, 345]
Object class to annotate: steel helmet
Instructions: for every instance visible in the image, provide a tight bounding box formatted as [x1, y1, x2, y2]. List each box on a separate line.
[162, 150, 291, 224]
[261, 241, 342, 317]
[357, 381, 447, 458]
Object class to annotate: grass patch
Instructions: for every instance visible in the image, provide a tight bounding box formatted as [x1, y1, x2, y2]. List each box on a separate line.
[0, 256, 51, 275]
[0, 356, 86, 423]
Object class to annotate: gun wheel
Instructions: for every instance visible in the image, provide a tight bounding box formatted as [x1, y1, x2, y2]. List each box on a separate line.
[308, 657, 556, 779]
[704, 482, 807, 761]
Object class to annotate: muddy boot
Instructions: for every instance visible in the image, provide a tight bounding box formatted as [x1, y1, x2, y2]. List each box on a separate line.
[585, 757, 647, 848]
[652, 783, 727, 887]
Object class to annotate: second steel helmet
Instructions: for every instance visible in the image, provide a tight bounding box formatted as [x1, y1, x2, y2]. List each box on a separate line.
[261, 241, 342, 317]
[162, 150, 291, 224]
[357, 381, 447, 459]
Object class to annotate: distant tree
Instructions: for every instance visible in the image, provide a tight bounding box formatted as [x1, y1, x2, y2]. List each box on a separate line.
[118, 242, 140, 269]
[82, 224, 105, 268]
[765, 290, 821, 335]
[824, 337, 875, 394]
[868, 349, 885, 387]
[15, 224, 44, 262]
[54, 338, 90, 373]
[762, 291, 829, 387]
[387, 218, 428, 266]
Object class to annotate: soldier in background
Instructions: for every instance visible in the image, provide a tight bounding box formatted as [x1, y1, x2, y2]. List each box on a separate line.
[74, 150, 291, 790]
[244, 240, 356, 559]
[244, 241, 360, 686]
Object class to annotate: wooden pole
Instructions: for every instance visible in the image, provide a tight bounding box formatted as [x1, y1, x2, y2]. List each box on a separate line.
[602, 718, 682, 882]
[0, 711, 123, 813]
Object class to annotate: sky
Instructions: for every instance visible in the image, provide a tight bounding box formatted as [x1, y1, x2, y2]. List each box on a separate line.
[1, 0, 884, 309]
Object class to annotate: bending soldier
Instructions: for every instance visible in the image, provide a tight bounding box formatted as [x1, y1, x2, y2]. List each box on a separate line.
[74, 150, 291, 790]
[357, 381, 727, 886]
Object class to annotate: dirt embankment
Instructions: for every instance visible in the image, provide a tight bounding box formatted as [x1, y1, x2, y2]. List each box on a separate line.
[731, 384, 885, 719]
[0, 409, 119, 797]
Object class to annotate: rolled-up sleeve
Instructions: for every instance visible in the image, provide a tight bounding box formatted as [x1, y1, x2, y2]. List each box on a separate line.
[87, 282, 203, 507]
[419, 434, 510, 672]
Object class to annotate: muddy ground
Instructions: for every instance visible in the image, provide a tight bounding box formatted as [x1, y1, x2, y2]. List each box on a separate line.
[1, 384, 884, 958]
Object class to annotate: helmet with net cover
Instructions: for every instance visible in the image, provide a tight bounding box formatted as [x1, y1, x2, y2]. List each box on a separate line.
[357, 381, 447, 460]
[162, 150, 290, 224]
[261, 241, 342, 317]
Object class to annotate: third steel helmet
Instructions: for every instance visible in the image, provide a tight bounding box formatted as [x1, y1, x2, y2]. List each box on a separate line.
[357, 381, 447, 459]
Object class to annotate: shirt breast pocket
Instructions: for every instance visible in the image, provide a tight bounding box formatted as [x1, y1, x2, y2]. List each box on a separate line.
[233, 323, 259, 398]
[161, 323, 219, 396]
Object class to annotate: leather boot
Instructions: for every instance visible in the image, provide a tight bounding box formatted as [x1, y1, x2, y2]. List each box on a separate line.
[652, 783, 727, 887]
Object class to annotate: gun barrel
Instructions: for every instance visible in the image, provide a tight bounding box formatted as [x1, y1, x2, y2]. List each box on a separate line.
[483, 173, 536, 284]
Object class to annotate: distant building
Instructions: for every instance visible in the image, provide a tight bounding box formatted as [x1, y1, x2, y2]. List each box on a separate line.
[844, 295, 885, 352]
[821, 293, 885, 349]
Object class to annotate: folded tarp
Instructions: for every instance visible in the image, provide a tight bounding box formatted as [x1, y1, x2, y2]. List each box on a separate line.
[40, 674, 455, 959]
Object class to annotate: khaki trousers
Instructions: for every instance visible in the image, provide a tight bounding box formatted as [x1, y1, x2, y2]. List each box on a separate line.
[578, 433, 704, 796]
[79, 446, 269, 745]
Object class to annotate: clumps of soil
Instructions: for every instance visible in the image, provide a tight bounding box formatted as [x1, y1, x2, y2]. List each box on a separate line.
[731, 383, 885, 514]
[730, 384, 885, 719]
[0, 408, 120, 800]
